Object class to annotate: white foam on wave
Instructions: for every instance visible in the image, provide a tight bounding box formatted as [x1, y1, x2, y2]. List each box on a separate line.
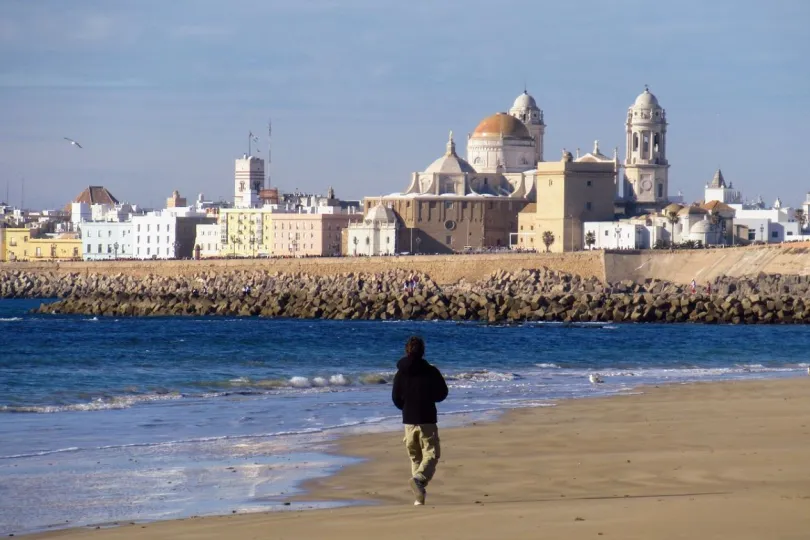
[0, 392, 183, 414]
[0, 317, 22, 322]
[0, 415, 406, 461]
[535, 363, 561, 369]
[447, 370, 522, 383]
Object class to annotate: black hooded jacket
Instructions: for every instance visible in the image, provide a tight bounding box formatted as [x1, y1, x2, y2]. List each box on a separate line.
[392, 354, 448, 425]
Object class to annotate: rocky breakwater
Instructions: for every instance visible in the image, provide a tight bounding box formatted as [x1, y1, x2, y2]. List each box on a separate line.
[18, 267, 810, 325]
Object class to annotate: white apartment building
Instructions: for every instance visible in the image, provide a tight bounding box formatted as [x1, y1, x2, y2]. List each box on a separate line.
[194, 222, 222, 258]
[81, 221, 134, 260]
[131, 209, 215, 260]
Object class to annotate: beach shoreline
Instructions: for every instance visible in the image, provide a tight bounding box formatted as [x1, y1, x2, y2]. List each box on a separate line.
[24, 376, 810, 539]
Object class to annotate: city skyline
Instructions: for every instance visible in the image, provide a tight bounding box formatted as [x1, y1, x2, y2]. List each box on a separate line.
[1, 0, 808, 210]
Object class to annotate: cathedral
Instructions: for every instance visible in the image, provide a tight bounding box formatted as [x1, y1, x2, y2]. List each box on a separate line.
[362, 87, 672, 254]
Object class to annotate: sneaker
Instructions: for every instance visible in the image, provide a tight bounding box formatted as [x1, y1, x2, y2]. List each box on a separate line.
[409, 476, 426, 505]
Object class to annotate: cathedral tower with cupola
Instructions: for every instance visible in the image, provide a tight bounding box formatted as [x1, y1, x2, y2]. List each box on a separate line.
[508, 90, 545, 164]
[623, 86, 669, 208]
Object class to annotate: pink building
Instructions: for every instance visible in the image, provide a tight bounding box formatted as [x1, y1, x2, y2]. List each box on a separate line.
[271, 213, 360, 257]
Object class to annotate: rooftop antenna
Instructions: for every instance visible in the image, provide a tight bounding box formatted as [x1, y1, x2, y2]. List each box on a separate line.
[267, 118, 272, 188]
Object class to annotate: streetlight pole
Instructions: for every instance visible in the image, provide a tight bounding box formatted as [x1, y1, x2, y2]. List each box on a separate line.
[113, 242, 119, 260]
[415, 235, 422, 255]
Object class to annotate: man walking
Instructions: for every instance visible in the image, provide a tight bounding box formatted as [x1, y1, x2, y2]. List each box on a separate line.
[392, 336, 449, 506]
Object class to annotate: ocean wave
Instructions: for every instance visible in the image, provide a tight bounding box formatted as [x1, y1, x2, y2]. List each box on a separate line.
[0, 416, 402, 460]
[0, 392, 183, 414]
[0, 317, 23, 322]
[535, 363, 561, 369]
[446, 370, 522, 383]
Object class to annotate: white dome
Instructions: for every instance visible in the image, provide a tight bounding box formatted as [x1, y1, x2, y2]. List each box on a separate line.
[633, 87, 661, 109]
[366, 204, 396, 223]
[512, 90, 537, 110]
[690, 220, 715, 234]
[425, 132, 476, 174]
[425, 153, 476, 174]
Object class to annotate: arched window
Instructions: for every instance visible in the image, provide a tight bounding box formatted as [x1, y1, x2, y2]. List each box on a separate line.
[653, 133, 660, 152]
[632, 133, 639, 151]
[657, 183, 663, 198]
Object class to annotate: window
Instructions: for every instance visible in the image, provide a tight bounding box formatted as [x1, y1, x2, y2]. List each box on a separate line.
[633, 133, 639, 151]
[98, 231, 102, 237]
[604, 230, 609, 236]
[787, 231, 794, 236]
[166, 236, 169, 243]
[73, 247, 79, 257]
[137, 225, 141, 232]
[147, 247, 150, 255]
[586, 202, 592, 211]
[657, 184, 663, 198]
[35, 247, 41, 257]
[147, 236, 151, 243]
[771, 231, 778, 239]
[147, 225, 150, 232]
[107, 245, 112, 253]
[446, 235, 452, 245]
[137, 236, 140, 243]
[586, 180, 592, 187]
[86, 244, 91, 253]
[445, 201, 453, 210]
[9, 238, 16, 246]
[748, 231, 756, 241]
[108, 230, 112, 237]
[157, 224, 160, 232]
[97, 244, 102, 253]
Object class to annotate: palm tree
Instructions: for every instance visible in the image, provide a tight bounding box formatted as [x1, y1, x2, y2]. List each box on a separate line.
[542, 231, 555, 253]
[794, 208, 806, 232]
[666, 211, 680, 250]
[585, 231, 596, 250]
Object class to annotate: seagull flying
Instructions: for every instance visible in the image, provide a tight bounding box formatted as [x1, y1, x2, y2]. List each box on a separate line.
[64, 137, 83, 149]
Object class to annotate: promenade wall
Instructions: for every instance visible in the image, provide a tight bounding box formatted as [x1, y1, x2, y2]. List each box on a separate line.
[0, 252, 607, 284]
[4, 243, 810, 285]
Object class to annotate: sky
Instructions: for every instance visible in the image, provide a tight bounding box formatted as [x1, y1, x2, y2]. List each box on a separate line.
[0, 0, 808, 210]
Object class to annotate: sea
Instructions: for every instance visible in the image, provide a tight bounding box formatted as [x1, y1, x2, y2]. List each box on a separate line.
[1, 298, 809, 535]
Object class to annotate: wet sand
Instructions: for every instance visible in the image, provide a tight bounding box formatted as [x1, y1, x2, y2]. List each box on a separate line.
[29, 378, 810, 539]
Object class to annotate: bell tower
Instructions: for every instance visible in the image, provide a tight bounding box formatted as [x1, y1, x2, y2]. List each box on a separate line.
[623, 86, 669, 207]
[509, 90, 545, 163]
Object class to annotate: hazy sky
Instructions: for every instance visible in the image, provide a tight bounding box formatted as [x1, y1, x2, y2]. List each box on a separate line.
[1, 0, 808, 210]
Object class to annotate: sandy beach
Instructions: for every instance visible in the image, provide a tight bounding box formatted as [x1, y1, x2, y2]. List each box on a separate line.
[28, 378, 810, 539]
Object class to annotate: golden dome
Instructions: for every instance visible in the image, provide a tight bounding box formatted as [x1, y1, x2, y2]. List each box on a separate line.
[472, 113, 531, 139]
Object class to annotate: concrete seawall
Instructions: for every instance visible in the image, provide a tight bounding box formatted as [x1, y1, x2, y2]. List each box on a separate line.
[604, 244, 810, 285]
[4, 244, 810, 285]
[0, 252, 607, 285]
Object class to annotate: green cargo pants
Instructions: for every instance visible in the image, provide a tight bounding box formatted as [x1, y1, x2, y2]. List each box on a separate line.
[404, 423, 441, 484]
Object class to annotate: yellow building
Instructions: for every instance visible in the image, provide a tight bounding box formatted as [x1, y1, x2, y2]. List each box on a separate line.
[218, 208, 276, 257]
[28, 235, 82, 261]
[2, 228, 82, 261]
[3, 228, 31, 261]
[517, 151, 616, 252]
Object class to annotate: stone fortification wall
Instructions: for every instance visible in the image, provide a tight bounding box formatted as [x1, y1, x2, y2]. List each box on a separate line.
[0, 251, 606, 285]
[15, 267, 810, 325]
[5, 244, 810, 287]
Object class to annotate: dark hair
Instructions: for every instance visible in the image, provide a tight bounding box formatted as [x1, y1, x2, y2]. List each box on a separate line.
[405, 336, 425, 358]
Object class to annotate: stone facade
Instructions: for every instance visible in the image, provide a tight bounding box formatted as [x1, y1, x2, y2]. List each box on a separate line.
[518, 153, 616, 252]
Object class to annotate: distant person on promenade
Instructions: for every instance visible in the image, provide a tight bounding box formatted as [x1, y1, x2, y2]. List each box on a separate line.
[392, 336, 449, 506]
[690, 279, 697, 294]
